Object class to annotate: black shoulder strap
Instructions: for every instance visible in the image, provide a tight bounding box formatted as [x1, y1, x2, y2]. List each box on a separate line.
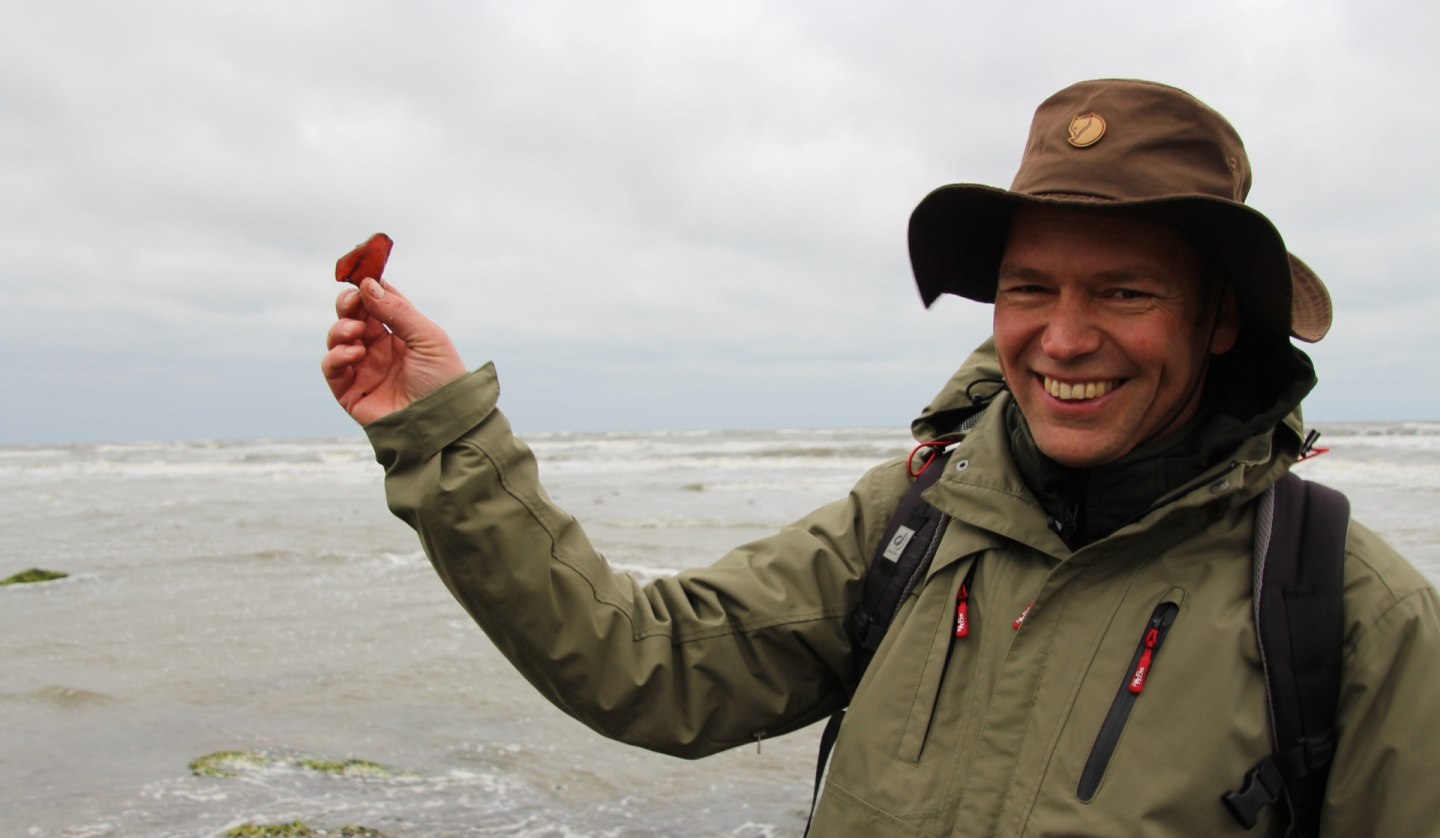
[851, 445, 955, 677]
[805, 445, 953, 836]
[1224, 472, 1350, 836]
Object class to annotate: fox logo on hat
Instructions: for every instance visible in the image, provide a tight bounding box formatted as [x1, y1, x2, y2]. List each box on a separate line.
[1067, 113, 1107, 148]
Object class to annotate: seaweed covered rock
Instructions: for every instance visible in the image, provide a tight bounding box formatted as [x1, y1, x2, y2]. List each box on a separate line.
[189, 751, 269, 777]
[225, 824, 316, 838]
[1, 568, 68, 586]
[190, 750, 393, 779]
[224, 823, 389, 838]
[296, 758, 390, 778]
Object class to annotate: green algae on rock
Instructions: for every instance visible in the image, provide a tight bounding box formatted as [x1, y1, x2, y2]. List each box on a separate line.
[1, 568, 68, 586]
[190, 751, 392, 780]
[225, 823, 316, 838]
[296, 758, 391, 778]
[224, 823, 389, 838]
[189, 750, 270, 777]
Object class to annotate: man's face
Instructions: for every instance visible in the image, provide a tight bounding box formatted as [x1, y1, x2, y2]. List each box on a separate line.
[993, 205, 1238, 468]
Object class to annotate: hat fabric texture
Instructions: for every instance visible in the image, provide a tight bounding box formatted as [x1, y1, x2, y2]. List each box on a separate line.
[909, 79, 1331, 342]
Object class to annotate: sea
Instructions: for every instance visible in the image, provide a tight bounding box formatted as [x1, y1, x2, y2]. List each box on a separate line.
[4, 422, 1438, 838]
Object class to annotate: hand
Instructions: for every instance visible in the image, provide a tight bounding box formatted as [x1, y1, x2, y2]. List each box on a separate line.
[321, 277, 468, 426]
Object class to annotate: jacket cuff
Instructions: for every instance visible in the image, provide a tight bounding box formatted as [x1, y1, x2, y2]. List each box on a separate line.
[363, 363, 500, 467]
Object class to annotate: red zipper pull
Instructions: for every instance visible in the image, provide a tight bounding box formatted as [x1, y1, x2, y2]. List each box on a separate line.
[955, 583, 971, 638]
[1013, 602, 1033, 631]
[1129, 628, 1159, 694]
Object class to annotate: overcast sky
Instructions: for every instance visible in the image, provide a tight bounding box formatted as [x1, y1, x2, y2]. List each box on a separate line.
[3, 1, 1435, 445]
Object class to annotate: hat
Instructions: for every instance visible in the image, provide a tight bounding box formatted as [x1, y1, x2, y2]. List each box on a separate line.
[908, 79, 1331, 342]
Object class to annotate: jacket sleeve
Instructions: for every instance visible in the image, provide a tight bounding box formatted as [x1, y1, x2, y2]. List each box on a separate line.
[363, 364, 898, 758]
[1321, 522, 1440, 836]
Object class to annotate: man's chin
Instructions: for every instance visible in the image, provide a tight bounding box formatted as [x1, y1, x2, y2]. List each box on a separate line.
[1029, 427, 1133, 469]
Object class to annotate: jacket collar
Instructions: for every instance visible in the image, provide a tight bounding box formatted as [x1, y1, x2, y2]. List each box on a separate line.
[919, 391, 1301, 579]
[910, 331, 1316, 572]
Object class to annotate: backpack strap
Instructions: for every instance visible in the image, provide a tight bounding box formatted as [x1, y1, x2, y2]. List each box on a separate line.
[851, 445, 956, 676]
[804, 444, 955, 835]
[1223, 472, 1350, 836]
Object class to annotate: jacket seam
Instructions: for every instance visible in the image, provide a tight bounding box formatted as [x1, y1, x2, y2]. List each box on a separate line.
[1340, 584, 1436, 667]
[820, 780, 937, 836]
[647, 610, 850, 643]
[455, 436, 644, 623]
[1347, 543, 1418, 610]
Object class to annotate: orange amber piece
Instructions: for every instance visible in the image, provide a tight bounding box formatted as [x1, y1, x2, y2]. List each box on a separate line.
[335, 233, 393, 285]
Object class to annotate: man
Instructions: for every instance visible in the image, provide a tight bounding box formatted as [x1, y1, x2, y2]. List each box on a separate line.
[323, 80, 1440, 835]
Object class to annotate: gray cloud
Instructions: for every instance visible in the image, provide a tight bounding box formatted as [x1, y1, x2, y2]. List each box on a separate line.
[2, 0, 1435, 443]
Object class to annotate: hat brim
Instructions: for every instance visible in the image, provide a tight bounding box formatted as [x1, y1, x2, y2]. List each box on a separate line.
[908, 184, 1330, 342]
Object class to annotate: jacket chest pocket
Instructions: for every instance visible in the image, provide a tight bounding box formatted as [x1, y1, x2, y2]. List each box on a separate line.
[823, 554, 987, 826]
[1076, 598, 1181, 800]
[893, 558, 980, 763]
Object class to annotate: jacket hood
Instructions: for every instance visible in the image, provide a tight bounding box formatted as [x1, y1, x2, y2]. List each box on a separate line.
[911, 337, 1007, 443]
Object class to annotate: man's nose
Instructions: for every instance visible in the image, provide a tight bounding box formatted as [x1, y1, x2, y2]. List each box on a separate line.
[1040, 294, 1103, 360]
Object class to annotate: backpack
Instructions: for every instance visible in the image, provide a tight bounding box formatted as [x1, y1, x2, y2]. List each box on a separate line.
[808, 446, 1349, 838]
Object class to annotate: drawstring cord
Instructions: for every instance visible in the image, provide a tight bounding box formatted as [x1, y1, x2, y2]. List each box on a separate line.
[1297, 429, 1331, 462]
[909, 378, 1005, 478]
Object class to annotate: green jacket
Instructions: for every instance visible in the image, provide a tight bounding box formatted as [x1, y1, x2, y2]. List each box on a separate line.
[366, 350, 1440, 837]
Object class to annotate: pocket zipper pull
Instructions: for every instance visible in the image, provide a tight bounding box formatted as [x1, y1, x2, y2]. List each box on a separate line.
[1129, 628, 1161, 694]
[954, 562, 980, 639]
[955, 583, 971, 638]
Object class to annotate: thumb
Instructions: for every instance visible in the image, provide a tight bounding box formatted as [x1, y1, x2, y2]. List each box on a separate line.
[359, 278, 436, 344]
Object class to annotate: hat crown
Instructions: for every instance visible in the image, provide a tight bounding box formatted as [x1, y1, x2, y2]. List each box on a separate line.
[1010, 80, 1253, 205]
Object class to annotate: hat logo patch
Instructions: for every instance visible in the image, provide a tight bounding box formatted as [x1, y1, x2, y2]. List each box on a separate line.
[1067, 113, 1106, 148]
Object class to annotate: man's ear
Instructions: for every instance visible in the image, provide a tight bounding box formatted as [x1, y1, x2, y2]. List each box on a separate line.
[1209, 287, 1240, 356]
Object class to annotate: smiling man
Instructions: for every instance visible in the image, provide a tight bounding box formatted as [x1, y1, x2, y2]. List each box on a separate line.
[324, 79, 1440, 836]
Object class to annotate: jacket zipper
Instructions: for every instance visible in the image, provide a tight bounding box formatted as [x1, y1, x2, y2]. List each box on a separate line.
[1077, 601, 1180, 802]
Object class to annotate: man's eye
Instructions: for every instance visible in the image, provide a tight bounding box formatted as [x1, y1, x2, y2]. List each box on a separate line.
[1109, 288, 1151, 301]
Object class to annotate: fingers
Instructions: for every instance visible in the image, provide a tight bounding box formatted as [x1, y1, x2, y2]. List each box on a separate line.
[331, 283, 388, 346]
[325, 317, 365, 350]
[334, 279, 416, 336]
[353, 277, 439, 345]
[320, 343, 361, 399]
[335, 285, 363, 318]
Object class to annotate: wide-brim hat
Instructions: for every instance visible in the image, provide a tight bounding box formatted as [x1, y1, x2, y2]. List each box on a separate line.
[908, 79, 1332, 342]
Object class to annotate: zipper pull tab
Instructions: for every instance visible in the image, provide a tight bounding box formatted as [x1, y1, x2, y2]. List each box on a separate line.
[1129, 628, 1160, 694]
[955, 584, 971, 638]
[954, 561, 980, 639]
[1013, 602, 1033, 631]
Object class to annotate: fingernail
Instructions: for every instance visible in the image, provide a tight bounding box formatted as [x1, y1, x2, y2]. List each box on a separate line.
[365, 278, 385, 300]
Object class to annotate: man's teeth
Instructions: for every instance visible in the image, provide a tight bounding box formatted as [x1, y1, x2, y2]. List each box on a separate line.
[1044, 377, 1115, 401]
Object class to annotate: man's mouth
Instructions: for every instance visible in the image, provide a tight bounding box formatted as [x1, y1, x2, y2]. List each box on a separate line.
[1043, 376, 1120, 401]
